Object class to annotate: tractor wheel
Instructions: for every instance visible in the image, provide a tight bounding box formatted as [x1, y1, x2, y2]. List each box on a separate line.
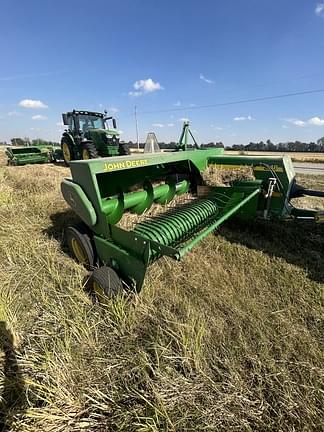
[82, 142, 99, 160]
[61, 137, 74, 166]
[90, 266, 123, 301]
[118, 143, 130, 156]
[66, 223, 96, 269]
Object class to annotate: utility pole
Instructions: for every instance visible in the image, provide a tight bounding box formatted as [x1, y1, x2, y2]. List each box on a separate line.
[134, 105, 139, 152]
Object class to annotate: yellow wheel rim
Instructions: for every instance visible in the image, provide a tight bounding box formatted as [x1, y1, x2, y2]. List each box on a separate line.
[93, 281, 108, 305]
[71, 238, 87, 263]
[62, 142, 71, 162]
[82, 148, 90, 160]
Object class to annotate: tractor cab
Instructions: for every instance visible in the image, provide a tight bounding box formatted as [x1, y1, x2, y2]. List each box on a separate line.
[61, 110, 129, 166]
[62, 110, 117, 134]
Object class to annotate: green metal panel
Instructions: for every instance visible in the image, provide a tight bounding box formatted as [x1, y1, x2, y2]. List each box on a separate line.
[61, 179, 97, 226]
[67, 149, 223, 237]
[93, 235, 148, 291]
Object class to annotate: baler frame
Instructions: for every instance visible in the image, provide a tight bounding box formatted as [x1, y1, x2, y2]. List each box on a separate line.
[61, 148, 324, 298]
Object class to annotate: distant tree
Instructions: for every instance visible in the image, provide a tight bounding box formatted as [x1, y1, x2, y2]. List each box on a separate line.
[266, 139, 276, 151]
[11, 138, 25, 146]
[317, 137, 324, 150]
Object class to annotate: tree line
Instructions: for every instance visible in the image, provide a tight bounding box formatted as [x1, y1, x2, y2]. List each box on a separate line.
[2, 136, 324, 152]
[228, 137, 324, 152]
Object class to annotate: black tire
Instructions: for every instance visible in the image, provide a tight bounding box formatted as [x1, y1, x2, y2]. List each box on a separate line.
[118, 143, 130, 156]
[90, 266, 123, 301]
[61, 137, 75, 166]
[66, 223, 96, 269]
[82, 141, 99, 160]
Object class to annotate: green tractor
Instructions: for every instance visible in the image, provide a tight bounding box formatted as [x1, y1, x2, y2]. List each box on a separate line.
[61, 110, 129, 166]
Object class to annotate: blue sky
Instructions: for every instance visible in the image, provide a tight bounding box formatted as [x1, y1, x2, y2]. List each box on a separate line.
[1, 0, 324, 145]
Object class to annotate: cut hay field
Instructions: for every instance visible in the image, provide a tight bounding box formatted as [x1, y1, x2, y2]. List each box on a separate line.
[0, 148, 323, 431]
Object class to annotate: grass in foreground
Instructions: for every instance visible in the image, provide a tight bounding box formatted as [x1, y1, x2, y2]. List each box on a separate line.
[0, 157, 323, 431]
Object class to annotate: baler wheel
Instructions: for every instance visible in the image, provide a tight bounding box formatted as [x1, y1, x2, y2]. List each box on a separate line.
[66, 223, 95, 269]
[90, 266, 123, 301]
[61, 138, 74, 166]
[82, 142, 98, 160]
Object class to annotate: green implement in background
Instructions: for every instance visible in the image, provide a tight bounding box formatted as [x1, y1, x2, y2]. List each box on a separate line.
[6, 144, 63, 166]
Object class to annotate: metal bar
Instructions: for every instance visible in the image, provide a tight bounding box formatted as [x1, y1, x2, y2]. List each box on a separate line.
[101, 180, 189, 215]
[302, 189, 324, 198]
[177, 188, 260, 258]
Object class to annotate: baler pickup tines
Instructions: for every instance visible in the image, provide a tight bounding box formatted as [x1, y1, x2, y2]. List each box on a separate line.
[134, 198, 220, 255]
[133, 188, 259, 260]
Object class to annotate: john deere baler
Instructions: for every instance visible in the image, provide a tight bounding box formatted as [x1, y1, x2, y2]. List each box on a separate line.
[61, 148, 324, 299]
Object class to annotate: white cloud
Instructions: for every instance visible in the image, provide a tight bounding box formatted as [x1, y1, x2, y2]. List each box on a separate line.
[152, 123, 164, 128]
[174, 101, 181, 107]
[315, 3, 324, 16]
[8, 111, 22, 117]
[32, 114, 47, 120]
[282, 125, 289, 129]
[284, 118, 306, 127]
[293, 120, 306, 127]
[19, 99, 48, 109]
[308, 116, 324, 126]
[129, 78, 163, 96]
[233, 115, 254, 121]
[199, 73, 214, 84]
[211, 124, 223, 130]
[285, 116, 324, 127]
[167, 123, 174, 127]
[179, 117, 189, 122]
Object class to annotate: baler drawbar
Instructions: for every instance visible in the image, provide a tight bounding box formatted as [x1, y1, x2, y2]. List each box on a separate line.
[61, 148, 324, 298]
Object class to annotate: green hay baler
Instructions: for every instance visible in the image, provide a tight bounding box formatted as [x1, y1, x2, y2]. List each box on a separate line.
[6, 144, 62, 166]
[61, 148, 324, 299]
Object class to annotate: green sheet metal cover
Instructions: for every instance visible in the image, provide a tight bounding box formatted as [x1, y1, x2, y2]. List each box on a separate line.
[61, 179, 97, 227]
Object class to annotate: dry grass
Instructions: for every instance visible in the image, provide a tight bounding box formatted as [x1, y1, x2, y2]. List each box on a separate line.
[0, 147, 323, 431]
[201, 165, 254, 186]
